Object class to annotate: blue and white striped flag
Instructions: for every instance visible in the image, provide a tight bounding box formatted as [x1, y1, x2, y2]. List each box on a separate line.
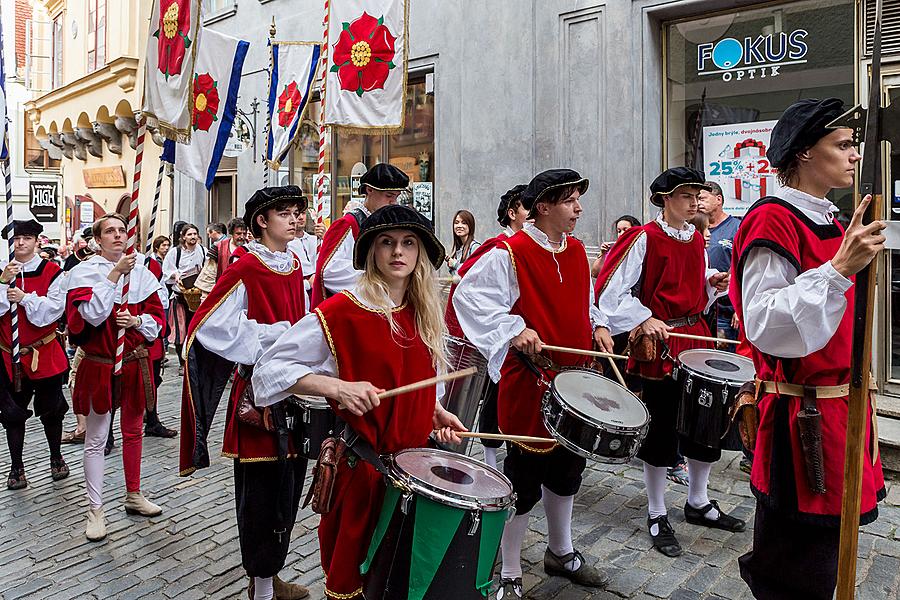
[266, 41, 320, 170]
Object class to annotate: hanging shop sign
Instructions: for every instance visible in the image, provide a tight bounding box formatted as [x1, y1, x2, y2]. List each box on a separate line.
[28, 181, 59, 222]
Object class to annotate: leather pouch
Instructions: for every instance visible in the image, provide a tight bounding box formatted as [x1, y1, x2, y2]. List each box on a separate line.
[303, 436, 346, 514]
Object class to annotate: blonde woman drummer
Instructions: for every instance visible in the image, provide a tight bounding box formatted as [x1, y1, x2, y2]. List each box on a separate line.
[252, 205, 465, 600]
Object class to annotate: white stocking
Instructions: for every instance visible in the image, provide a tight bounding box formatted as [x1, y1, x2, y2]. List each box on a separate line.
[499, 512, 530, 580]
[83, 408, 111, 509]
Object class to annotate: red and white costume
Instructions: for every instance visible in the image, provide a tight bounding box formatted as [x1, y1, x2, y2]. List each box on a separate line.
[310, 207, 368, 308]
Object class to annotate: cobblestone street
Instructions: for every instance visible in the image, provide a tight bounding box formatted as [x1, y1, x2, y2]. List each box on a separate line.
[0, 367, 898, 600]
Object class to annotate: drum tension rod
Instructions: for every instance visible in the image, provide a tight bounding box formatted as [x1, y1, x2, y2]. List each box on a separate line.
[468, 511, 481, 536]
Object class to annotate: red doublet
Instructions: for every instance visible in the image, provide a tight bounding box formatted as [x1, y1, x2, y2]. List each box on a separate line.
[66, 275, 164, 416]
[229, 245, 248, 265]
[1, 260, 67, 380]
[179, 251, 307, 473]
[731, 198, 884, 524]
[310, 214, 360, 309]
[315, 291, 437, 599]
[144, 256, 165, 362]
[498, 231, 592, 452]
[214, 237, 232, 276]
[595, 222, 712, 379]
[445, 233, 508, 338]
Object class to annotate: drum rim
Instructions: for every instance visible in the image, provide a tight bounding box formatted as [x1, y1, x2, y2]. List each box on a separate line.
[541, 403, 649, 464]
[676, 349, 755, 383]
[387, 448, 516, 512]
[676, 363, 753, 386]
[548, 368, 650, 430]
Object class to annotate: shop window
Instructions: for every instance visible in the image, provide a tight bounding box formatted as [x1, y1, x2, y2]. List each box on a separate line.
[87, 0, 106, 73]
[23, 121, 61, 172]
[664, 0, 854, 219]
[293, 75, 435, 223]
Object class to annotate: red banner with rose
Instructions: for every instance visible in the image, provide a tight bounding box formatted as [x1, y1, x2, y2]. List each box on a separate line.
[324, 0, 408, 132]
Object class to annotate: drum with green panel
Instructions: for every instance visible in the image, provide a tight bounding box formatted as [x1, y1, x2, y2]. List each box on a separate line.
[362, 448, 516, 600]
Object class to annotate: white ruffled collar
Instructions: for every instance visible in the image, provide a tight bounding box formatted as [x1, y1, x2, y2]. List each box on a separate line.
[655, 211, 695, 242]
[246, 241, 296, 273]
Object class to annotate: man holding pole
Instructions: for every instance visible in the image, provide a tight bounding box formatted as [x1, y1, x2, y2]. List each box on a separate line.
[731, 98, 886, 599]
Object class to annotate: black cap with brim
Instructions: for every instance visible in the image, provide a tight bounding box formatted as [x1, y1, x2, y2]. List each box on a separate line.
[767, 97, 845, 169]
[359, 163, 410, 195]
[521, 169, 589, 217]
[497, 184, 527, 226]
[242, 185, 308, 233]
[353, 204, 445, 270]
[649, 167, 711, 207]
[6, 219, 43, 238]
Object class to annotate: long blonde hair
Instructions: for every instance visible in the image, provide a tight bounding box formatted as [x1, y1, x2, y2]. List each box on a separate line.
[356, 234, 447, 370]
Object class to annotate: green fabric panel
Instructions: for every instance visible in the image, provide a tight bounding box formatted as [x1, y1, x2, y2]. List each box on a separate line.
[409, 496, 466, 600]
[476, 509, 510, 596]
[360, 484, 402, 575]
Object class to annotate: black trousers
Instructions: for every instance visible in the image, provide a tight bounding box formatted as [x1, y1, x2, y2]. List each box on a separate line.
[234, 457, 308, 577]
[477, 381, 502, 448]
[2, 373, 67, 469]
[503, 443, 586, 515]
[636, 376, 721, 467]
[739, 501, 840, 600]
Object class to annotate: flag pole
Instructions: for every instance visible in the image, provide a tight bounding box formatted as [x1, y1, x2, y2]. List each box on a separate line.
[315, 0, 330, 230]
[263, 18, 276, 187]
[2, 150, 21, 393]
[113, 123, 147, 402]
[145, 161, 165, 255]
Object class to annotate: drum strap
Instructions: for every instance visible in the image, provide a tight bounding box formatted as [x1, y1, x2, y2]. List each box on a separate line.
[341, 426, 388, 476]
[516, 351, 550, 387]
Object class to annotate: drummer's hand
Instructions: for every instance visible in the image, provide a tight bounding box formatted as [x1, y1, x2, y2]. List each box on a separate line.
[335, 380, 384, 416]
[594, 326, 614, 354]
[511, 328, 542, 354]
[639, 317, 670, 341]
[433, 405, 466, 445]
[708, 271, 729, 292]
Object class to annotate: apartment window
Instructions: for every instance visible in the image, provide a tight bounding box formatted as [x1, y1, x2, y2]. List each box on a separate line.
[87, 0, 106, 72]
[52, 15, 63, 88]
[24, 121, 61, 171]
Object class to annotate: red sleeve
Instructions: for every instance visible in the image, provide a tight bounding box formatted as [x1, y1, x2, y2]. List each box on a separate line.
[311, 216, 355, 309]
[593, 225, 646, 299]
[141, 291, 166, 330]
[147, 258, 163, 280]
[65, 287, 94, 335]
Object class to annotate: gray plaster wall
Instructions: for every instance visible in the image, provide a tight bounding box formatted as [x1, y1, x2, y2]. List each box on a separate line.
[175, 0, 754, 248]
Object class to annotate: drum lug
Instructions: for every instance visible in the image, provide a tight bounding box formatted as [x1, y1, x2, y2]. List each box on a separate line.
[467, 511, 481, 536]
[685, 376, 693, 394]
[400, 492, 413, 515]
[722, 387, 730, 405]
[302, 438, 310, 455]
[592, 432, 602, 453]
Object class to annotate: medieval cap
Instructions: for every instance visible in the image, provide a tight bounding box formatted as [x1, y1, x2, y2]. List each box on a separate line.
[521, 169, 589, 216]
[767, 97, 846, 169]
[81, 226, 93, 239]
[243, 185, 308, 235]
[649, 167, 711, 207]
[359, 163, 410, 195]
[497, 184, 527, 226]
[9, 219, 43, 238]
[353, 204, 445, 270]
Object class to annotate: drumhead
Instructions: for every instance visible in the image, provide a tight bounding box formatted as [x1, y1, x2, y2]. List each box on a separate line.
[677, 350, 755, 382]
[392, 448, 514, 510]
[551, 369, 648, 429]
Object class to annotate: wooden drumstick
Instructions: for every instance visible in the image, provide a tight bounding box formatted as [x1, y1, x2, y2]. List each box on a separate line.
[666, 332, 740, 345]
[606, 356, 628, 388]
[377, 367, 477, 400]
[440, 431, 556, 444]
[540, 344, 629, 361]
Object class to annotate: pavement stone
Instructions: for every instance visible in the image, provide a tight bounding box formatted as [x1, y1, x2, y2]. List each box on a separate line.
[0, 365, 898, 599]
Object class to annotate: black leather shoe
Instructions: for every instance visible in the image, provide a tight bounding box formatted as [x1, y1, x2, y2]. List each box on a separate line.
[684, 500, 746, 532]
[544, 549, 610, 587]
[144, 423, 178, 438]
[648, 514, 682, 557]
[495, 577, 522, 599]
[6, 467, 27, 490]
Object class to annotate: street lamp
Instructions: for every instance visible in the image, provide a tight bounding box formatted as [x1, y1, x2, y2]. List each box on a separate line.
[235, 97, 261, 163]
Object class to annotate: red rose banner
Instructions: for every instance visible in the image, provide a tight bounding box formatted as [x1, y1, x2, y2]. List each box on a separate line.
[192, 73, 219, 132]
[324, 0, 408, 132]
[141, 0, 202, 142]
[266, 42, 321, 170]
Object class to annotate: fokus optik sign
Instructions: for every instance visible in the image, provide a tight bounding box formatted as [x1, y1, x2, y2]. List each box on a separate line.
[697, 29, 808, 81]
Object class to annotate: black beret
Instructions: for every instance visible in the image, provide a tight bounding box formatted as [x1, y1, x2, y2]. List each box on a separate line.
[353, 204, 445, 270]
[649, 167, 711, 207]
[359, 163, 409, 195]
[81, 226, 94, 239]
[521, 169, 589, 216]
[8, 219, 43, 238]
[243, 185, 308, 234]
[497, 184, 527, 226]
[767, 98, 845, 169]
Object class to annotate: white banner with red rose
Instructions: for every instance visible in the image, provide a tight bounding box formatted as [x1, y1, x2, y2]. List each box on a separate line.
[266, 41, 321, 170]
[174, 29, 249, 189]
[324, 0, 408, 132]
[141, 0, 203, 142]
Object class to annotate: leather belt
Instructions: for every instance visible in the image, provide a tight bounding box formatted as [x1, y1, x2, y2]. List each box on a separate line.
[758, 378, 876, 399]
[82, 345, 155, 410]
[664, 314, 700, 328]
[0, 332, 59, 372]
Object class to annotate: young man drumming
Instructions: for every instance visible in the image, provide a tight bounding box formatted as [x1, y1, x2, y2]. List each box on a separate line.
[454, 169, 611, 598]
[594, 167, 743, 557]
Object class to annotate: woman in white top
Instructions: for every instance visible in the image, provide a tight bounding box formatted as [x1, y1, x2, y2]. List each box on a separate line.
[161, 223, 206, 370]
[446, 209, 480, 277]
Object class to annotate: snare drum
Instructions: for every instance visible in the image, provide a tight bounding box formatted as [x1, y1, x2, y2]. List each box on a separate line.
[287, 395, 343, 460]
[675, 349, 755, 449]
[542, 369, 650, 463]
[440, 335, 490, 455]
[362, 448, 515, 600]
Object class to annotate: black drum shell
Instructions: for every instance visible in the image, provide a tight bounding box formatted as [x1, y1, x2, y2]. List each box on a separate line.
[675, 367, 743, 449]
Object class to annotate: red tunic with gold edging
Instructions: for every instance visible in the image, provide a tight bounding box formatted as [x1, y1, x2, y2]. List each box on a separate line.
[497, 230, 593, 452]
[1, 259, 68, 380]
[731, 197, 885, 525]
[594, 221, 713, 380]
[315, 291, 436, 599]
[310, 213, 361, 309]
